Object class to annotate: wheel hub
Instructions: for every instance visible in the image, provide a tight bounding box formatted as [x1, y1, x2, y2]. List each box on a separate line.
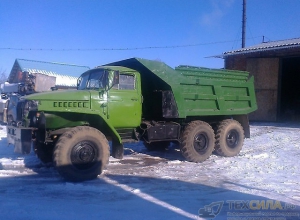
[226, 129, 239, 148]
[71, 141, 97, 169]
[194, 133, 208, 154]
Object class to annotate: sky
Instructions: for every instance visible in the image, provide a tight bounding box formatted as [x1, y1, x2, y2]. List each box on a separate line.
[0, 0, 300, 77]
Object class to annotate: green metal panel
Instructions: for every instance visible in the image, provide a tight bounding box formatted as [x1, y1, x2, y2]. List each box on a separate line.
[105, 69, 142, 128]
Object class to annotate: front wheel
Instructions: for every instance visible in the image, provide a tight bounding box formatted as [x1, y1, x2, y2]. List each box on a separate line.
[53, 126, 110, 182]
[180, 121, 215, 162]
[215, 119, 244, 157]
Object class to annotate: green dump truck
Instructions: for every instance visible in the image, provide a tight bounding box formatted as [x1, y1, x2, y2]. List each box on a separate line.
[6, 58, 257, 181]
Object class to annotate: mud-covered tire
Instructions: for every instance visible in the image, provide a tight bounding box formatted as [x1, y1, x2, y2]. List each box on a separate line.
[180, 121, 215, 162]
[144, 141, 170, 151]
[215, 119, 244, 157]
[34, 141, 54, 164]
[53, 126, 110, 182]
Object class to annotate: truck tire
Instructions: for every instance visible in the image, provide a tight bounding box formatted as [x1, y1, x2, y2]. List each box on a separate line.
[34, 141, 54, 164]
[53, 126, 110, 182]
[144, 141, 170, 151]
[215, 119, 244, 157]
[180, 121, 215, 162]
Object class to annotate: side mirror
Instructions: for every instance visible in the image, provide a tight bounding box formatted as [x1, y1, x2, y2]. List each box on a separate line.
[77, 77, 82, 89]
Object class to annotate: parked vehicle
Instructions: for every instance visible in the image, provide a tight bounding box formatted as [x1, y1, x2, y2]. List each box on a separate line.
[0, 71, 56, 124]
[6, 58, 257, 181]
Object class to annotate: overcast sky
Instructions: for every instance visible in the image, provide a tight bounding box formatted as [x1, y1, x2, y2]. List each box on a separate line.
[1, 0, 300, 76]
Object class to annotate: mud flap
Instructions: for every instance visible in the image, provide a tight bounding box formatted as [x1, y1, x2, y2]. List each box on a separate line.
[233, 115, 250, 138]
[7, 126, 32, 154]
[111, 140, 124, 159]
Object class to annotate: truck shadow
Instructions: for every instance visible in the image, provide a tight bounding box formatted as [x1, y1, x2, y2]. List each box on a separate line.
[0, 169, 299, 220]
[103, 174, 300, 219]
[123, 141, 185, 162]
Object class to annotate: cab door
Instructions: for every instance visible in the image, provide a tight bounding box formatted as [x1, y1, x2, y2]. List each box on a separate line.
[107, 73, 142, 128]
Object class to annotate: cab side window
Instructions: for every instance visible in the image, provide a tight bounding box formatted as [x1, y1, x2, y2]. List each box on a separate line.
[113, 74, 135, 90]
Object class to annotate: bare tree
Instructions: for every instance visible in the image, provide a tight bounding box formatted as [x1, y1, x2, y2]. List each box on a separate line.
[0, 69, 7, 84]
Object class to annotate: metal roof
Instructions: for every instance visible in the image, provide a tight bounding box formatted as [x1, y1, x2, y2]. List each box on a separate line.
[24, 68, 79, 87]
[10, 59, 90, 87]
[223, 37, 300, 57]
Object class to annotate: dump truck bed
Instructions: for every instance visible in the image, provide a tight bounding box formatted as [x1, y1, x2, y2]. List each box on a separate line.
[174, 65, 257, 116]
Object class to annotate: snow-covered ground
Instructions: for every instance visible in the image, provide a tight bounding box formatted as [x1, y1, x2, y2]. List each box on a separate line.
[0, 123, 299, 220]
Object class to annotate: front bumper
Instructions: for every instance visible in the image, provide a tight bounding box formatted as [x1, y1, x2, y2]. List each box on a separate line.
[7, 126, 32, 154]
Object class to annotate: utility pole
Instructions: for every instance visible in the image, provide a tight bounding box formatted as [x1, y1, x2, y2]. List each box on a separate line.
[242, 0, 247, 48]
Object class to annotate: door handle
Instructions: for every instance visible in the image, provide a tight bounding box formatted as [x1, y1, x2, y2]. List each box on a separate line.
[131, 98, 138, 101]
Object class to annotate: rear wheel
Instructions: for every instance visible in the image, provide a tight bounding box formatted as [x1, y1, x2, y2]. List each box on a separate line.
[53, 126, 110, 182]
[215, 119, 244, 157]
[180, 121, 215, 162]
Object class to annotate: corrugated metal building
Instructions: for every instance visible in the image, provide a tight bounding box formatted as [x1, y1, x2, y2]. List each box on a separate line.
[221, 37, 300, 122]
[9, 59, 90, 89]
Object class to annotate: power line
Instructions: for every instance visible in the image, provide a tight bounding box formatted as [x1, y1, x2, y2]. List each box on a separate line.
[0, 37, 262, 52]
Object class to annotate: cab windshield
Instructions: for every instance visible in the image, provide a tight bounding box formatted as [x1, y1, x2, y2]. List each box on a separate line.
[77, 69, 107, 90]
